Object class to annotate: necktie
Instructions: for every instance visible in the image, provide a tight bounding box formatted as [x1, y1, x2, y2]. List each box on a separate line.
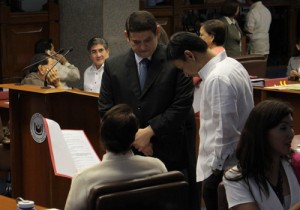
[139, 58, 149, 90]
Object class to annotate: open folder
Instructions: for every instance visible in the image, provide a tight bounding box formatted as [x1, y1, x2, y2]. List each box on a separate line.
[44, 118, 101, 178]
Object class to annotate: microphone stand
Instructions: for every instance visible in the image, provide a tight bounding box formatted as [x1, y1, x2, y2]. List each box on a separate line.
[42, 48, 73, 89]
[22, 49, 65, 71]
[16, 49, 65, 86]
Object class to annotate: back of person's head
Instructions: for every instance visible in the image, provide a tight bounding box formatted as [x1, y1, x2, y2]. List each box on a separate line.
[167, 31, 207, 61]
[100, 104, 139, 154]
[125, 10, 157, 38]
[220, 0, 240, 17]
[29, 53, 50, 73]
[35, 38, 53, 53]
[87, 37, 109, 51]
[236, 99, 293, 176]
[201, 19, 226, 46]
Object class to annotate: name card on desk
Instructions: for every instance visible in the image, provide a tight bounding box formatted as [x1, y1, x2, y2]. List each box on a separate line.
[44, 118, 101, 178]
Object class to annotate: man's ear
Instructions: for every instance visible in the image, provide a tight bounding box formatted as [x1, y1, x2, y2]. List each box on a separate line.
[209, 34, 215, 45]
[184, 50, 195, 61]
[124, 30, 129, 42]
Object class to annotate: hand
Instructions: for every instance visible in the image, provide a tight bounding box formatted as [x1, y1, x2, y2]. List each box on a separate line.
[290, 70, 300, 77]
[48, 50, 67, 65]
[140, 143, 153, 156]
[54, 53, 68, 65]
[47, 70, 62, 88]
[133, 126, 154, 152]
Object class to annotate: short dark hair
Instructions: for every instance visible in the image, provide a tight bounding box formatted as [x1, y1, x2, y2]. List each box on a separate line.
[167, 31, 207, 61]
[100, 104, 139, 154]
[87, 37, 109, 51]
[220, 0, 240, 17]
[201, 19, 226, 46]
[125, 10, 157, 38]
[29, 53, 50, 73]
[35, 38, 53, 53]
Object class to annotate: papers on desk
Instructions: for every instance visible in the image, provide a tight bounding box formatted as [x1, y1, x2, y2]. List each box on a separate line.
[265, 83, 300, 90]
[44, 118, 101, 178]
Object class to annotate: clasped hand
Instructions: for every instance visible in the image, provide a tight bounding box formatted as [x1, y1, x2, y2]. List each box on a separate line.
[133, 126, 154, 156]
[46, 70, 62, 88]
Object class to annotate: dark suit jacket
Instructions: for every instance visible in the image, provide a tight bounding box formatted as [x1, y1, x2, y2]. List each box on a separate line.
[98, 44, 195, 171]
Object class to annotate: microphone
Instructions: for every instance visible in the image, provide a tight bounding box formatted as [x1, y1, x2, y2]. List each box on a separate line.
[42, 47, 73, 89]
[22, 49, 65, 71]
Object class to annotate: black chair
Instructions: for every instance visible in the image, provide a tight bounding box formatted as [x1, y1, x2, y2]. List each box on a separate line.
[87, 171, 189, 210]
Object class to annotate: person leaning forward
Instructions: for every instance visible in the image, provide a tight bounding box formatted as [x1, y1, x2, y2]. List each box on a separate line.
[167, 31, 253, 210]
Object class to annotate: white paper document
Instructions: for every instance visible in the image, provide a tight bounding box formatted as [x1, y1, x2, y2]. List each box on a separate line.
[44, 118, 101, 178]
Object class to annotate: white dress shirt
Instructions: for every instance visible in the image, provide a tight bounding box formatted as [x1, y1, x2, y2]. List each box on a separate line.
[223, 160, 300, 210]
[196, 51, 254, 182]
[83, 64, 104, 93]
[65, 150, 167, 210]
[244, 1, 272, 55]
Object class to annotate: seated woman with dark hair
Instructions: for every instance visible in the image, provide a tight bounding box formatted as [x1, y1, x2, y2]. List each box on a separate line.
[223, 99, 300, 210]
[21, 53, 63, 88]
[65, 104, 167, 210]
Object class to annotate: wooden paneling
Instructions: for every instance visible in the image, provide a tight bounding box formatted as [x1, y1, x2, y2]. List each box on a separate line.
[140, 0, 300, 66]
[0, 1, 59, 83]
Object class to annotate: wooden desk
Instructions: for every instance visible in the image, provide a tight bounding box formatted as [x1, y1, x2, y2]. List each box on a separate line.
[0, 195, 47, 210]
[254, 86, 300, 134]
[0, 84, 104, 209]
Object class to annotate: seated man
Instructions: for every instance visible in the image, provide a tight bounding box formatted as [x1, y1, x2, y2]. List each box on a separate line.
[21, 53, 63, 88]
[84, 37, 109, 93]
[34, 38, 80, 89]
[64, 104, 167, 210]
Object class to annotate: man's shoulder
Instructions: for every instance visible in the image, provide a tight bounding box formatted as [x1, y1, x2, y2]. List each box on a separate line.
[107, 50, 132, 62]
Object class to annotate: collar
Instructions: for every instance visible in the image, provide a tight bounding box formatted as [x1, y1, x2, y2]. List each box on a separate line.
[135, 54, 152, 64]
[91, 64, 104, 71]
[198, 50, 227, 80]
[224, 16, 236, 25]
[102, 150, 134, 161]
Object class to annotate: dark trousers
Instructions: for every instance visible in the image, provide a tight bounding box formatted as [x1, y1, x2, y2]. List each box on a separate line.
[180, 168, 200, 210]
[202, 172, 223, 210]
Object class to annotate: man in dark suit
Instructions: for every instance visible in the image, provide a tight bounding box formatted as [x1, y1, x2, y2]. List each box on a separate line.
[98, 11, 198, 210]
